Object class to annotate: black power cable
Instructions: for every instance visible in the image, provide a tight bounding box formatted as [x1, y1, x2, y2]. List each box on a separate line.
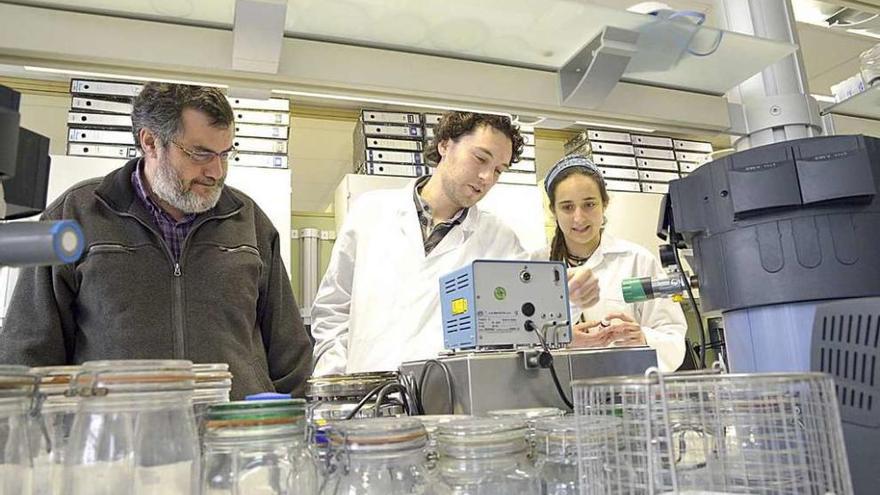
[668, 225, 708, 369]
[397, 372, 423, 415]
[525, 319, 573, 410]
[418, 359, 455, 415]
[374, 382, 412, 417]
[340, 375, 429, 420]
[343, 382, 388, 420]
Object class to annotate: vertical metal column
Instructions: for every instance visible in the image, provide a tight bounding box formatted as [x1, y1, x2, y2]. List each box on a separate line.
[720, 0, 823, 150]
[299, 228, 320, 326]
[710, 0, 826, 372]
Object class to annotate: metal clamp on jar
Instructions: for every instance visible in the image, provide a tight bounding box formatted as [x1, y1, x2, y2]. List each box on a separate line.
[64, 359, 200, 495]
[320, 417, 435, 494]
[435, 417, 541, 494]
[29, 365, 81, 495]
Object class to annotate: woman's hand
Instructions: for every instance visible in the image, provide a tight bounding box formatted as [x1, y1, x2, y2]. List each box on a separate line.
[602, 312, 647, 346]
[569, 313, 646, 348]
[570, 320, 613, 348]
[567, 267, 600, 309]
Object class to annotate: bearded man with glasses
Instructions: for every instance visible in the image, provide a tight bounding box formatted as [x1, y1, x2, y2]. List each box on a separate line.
[0, 82, 313, 400]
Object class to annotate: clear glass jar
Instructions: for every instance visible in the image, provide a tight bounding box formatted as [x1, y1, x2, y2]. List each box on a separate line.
[486, 407, 565, 460]
[0, 365, 37, 495]
[306, 372, 404, 423]
[411, 415, 470, 472]
[532, 417, 579, 495]
[321, 417, 434, 494]
[306, 372, 405, 487]
[192, 363, 232, 435]
[63, 359, 199, 495]
[434, 418, 540, 495]
[201, 398, 316, 495]
[29, 365, 81, 495]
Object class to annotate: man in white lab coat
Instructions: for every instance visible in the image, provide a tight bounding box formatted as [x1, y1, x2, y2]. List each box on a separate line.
[311, 112, 599, 375]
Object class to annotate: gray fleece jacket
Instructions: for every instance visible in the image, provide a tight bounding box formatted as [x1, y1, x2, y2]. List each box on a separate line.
[0, 158, 313, 399]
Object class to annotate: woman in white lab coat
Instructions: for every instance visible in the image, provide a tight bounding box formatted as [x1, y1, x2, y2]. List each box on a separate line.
[538, 154, 687, 371]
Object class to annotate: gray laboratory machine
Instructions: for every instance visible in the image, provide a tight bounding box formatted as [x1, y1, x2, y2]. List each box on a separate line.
[400, 347, 657, 415]
[402, 259, 657, 415]
[666, 134, 880, 494]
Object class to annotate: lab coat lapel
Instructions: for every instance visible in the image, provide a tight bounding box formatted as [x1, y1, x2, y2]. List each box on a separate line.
[396, 183, 428, 257]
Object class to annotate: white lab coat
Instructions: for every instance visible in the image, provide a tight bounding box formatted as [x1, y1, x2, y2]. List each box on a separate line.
[311, 181, 528, 376]
[532, 235, 687, 371]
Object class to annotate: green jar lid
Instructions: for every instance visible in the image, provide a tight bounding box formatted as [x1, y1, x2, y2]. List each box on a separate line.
[205, 398, 306, 429]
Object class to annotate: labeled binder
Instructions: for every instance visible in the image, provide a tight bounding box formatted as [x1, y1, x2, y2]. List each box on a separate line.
[67, 143, 140, 159]
[67, 112, 132, 128]
[361, 110, 422, 125]
[68, 128, 135, 145]
[70, 79, 142, 98]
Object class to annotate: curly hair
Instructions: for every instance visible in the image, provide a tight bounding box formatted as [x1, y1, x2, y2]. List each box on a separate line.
[131, 82, 234, 151]
[424, 112, 525, 165]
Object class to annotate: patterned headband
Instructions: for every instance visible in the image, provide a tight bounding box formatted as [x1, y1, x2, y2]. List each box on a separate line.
[543, 154, 603, 196]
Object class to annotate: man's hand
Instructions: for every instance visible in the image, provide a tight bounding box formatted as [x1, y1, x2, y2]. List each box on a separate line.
[567, 267, 600, 309]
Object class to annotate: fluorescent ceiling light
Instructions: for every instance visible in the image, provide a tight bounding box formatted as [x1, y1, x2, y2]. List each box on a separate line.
[23, 66, 228, 88]
[810, 93, 836, 103]
[271, 89, 512, 117]
[575, 120, 655, 133]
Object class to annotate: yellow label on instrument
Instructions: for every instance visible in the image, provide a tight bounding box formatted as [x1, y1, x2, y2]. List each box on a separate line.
[451, 298, 468, 315]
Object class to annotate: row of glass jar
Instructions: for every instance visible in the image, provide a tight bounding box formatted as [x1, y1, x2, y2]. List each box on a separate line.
[0, 360, 232, 495]
[206, 404, 577, 495]
[1, 360, 593, 495]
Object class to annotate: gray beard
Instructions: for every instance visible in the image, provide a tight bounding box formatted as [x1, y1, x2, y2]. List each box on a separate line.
[149, 156, 223, 214]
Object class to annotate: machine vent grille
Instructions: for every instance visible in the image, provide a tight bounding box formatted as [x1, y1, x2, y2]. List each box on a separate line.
[445, 315, 471, 334]
[443, 274, 471, 294]
[816, 312, 880, 426]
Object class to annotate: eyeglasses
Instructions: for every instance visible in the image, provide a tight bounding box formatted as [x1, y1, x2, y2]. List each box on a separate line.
[171, 140, 237, 164]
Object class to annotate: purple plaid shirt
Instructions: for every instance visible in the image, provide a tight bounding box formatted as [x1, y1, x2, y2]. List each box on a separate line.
[131, 160, 197, 262]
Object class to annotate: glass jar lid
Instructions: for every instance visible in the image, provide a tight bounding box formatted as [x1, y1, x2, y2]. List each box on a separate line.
[205, 398, 306, 431]
[437, 418, 529, 458]
[0, 365, 37, 399]
[412, 414, 469, 437]
[193, 363, 232, 390]
[327, 417, 427, 454]
[306, 371, 399, 399]
[487, 407, 565, 421]
[73, 360, 195, 396]
[30, 365, 81, 397]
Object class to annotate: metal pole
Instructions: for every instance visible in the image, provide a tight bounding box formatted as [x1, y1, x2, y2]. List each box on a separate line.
[720, 0, 823, 150]
[299, 228, 320, 326]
